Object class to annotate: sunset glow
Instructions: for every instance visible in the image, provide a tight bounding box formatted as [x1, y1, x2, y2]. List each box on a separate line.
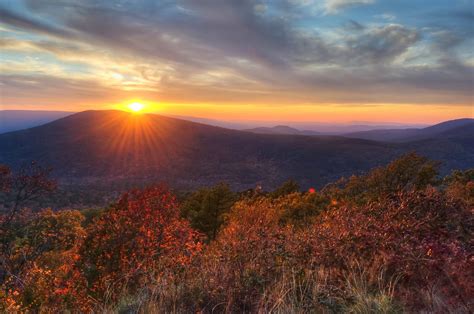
[0, 1, 472, 124]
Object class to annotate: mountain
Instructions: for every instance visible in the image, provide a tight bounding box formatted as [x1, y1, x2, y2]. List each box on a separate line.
[343, 118, 474, 142]
[412, 119, 474, 140]
[166, 115, 256, 130]
[0, 110, 74, 134]
[0, 111, 472, 191]
[244, 125, 321, 136]
[435, 123, 474, 139]
[166, 115, 425, 134]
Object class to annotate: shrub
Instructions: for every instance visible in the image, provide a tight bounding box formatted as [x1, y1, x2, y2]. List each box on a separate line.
[270, 179, 300, 198]
[1, 209, 87, 312]
[444, 169, 474, 206]
[79, 186, 202, 305]
[323, 152, 440, 205]
[192, 197, 296, 312]
[275, 191, 330, 227]
[299, 188, 473, 310]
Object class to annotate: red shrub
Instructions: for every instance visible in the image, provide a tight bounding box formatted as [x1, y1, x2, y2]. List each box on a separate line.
[79, 186, 202, 303]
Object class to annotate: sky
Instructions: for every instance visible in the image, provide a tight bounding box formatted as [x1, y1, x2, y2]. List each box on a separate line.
[0, 0, 473, 124]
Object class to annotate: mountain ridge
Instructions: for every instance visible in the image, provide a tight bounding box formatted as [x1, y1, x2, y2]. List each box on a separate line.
[343, 118, 474, 142]
[0, 110, 472, 190]
[244, 125, 321, 136]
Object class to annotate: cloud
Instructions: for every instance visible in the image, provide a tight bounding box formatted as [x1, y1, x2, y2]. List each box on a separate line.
[0, 6, 72, 37]
[374, 13, 396, 22]
[324, 0, 375, 14]
[343, 24, 420, 64]
[0, 0, 472, 110]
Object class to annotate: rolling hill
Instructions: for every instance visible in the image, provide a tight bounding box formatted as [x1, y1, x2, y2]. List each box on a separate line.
[0, 111, 472, 191]
[343, 118, 474, 142]
[244, 125, 321, 136]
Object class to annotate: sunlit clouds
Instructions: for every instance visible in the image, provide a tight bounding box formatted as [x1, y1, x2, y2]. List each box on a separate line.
[0, 0, 472, 123]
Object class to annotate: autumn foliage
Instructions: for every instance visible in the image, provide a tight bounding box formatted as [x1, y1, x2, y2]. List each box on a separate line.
[1, 154, 473, 312]
[299, 189, 472, 309]
[79, 186, 202, 305]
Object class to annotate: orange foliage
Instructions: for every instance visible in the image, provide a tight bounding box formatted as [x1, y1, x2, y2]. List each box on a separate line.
[1, 209, 88, 311]
[191, 197, 298, 311]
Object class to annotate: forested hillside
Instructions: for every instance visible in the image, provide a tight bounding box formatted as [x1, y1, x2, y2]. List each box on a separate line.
[1, 111, 473, 193]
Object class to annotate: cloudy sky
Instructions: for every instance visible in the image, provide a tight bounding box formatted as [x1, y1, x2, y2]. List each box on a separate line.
[0, 0, 473, 123]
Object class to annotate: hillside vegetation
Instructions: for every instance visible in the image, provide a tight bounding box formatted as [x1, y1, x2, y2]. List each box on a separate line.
[0, 153, 472, 312]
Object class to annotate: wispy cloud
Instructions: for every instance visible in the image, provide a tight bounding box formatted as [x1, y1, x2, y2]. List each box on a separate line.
[324, 0, 375, 14]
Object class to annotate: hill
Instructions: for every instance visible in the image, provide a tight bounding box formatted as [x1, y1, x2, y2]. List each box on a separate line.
[0, 110, 74, 133]
[244, 125, 321, 136]
[243, 123, 425, 135]
[344, 118, 474, 142]
[0, 111, 472, 190]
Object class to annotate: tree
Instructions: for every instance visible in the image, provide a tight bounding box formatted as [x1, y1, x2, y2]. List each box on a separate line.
[0, 162, 57, 227]
[270, 179, 300, 198]
[1, 162, 57, 288]
[180, 183, 236, 241]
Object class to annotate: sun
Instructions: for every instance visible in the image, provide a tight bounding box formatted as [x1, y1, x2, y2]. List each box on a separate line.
[128, 102, 145, 113]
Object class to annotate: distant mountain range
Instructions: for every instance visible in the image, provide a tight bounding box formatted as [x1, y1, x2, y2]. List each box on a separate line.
[0, 110, 472, 191]
[343, 118, 474, 142]
[168, 115, 426, 133]
[243, 119, 474, 141]
[2, 110, 425, 135]
[244, 125, 321, 136]
[0, 110, 74, 133]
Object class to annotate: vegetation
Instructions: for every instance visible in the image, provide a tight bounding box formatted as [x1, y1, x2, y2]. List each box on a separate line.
[180, 183, 236, 241]
[0, 154, 472, 312]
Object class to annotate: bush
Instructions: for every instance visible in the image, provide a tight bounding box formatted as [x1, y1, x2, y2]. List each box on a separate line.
[190, 197, 296, 311]
[270, 179, 300, 198]
[274, 191, 330, 227]
[444, 169, 474, 206]
[323, 152, 440, 205]
[1, 209, 87, 312]
[79, 186, 202, 305]
[298, 188, 473, 310]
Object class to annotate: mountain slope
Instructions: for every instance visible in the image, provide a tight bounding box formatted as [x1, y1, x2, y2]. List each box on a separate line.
[436, 123, 474, 139]
[0, 111, 472, 190]
[344, 118, 474, 142]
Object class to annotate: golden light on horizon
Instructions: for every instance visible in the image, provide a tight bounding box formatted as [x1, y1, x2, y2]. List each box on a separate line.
[128, 102, 145, 113]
